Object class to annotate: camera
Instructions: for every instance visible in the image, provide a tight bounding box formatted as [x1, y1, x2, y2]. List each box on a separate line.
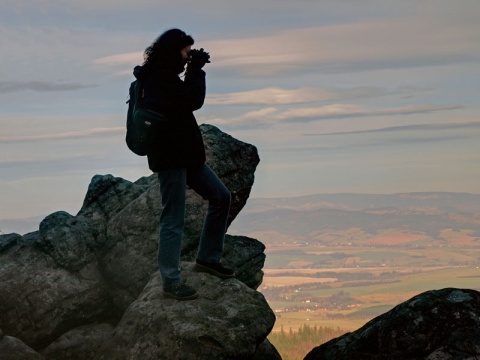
[189, 48, 211, 66]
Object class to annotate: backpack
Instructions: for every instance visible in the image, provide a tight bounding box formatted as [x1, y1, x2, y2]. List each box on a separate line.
[126, 80, 168, 156]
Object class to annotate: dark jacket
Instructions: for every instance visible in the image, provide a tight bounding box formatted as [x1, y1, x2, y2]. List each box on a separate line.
[133, 65, 206, 171]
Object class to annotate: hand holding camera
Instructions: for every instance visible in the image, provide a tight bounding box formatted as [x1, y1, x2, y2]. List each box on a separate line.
[188, 48, 211, 69]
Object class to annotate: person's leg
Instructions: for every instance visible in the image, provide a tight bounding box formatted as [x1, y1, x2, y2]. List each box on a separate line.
[187, 164, 234, 279]
[157, 168, 187, 288]
[187, 164, 231, 263]
[158, 169, 198, 299]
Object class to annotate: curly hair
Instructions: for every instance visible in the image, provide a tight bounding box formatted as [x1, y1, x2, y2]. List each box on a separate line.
[143, 28, 194, 74]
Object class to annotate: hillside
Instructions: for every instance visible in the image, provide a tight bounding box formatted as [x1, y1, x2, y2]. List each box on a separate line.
[241, 192, 480, 213]
[229, 192, 480, 247]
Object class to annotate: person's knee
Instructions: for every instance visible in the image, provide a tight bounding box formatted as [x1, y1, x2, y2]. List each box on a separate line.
[221, 188, 231, 206]
[212, 187, 231, 208]
[160, 215, 185, 236]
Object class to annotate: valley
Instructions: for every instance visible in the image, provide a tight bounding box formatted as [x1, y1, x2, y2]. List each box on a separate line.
[261, 243, 479, 333]
[228, 192, 480, 334]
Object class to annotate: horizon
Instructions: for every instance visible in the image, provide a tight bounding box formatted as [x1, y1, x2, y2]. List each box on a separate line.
[1, 1, 480, 229]
[2, 189, 480, 235]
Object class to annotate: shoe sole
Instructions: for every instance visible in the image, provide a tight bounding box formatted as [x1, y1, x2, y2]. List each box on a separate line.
[194, 263, 236, 279]
[163, 291, 199, 301]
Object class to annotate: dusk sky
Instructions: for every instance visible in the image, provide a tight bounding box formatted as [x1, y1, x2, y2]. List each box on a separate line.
[1, 1, 480, 234]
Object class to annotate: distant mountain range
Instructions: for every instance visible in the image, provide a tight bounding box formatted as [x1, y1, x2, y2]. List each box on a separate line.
[4, 192, 480, 245]
[240, 192, 480, 213]
[229, 192, 480, 246]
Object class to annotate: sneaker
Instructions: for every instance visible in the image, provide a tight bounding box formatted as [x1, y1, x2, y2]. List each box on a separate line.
[194, 260, 236, 279]
[163, 282, 198, 300]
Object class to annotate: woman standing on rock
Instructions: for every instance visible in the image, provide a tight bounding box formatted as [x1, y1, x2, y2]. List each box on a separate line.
[132, 29, 235, 300]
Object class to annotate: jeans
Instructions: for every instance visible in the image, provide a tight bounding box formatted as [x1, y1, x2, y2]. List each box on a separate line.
[157, 164, 231, 287]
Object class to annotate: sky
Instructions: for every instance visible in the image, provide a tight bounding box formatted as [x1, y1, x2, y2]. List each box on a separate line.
[1, 1, 480, 234]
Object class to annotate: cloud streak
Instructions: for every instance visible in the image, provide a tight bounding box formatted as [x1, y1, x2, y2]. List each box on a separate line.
[0, 81, 97, 94]
[93, 52, 143, 67]
[263, 133, 473, 155]
[0, 127, 124, 143]
[278, 104, 463, 123]
[206, 86, 428, 106]
[208, 103, 463, 130]
[304, 121, 480, 136]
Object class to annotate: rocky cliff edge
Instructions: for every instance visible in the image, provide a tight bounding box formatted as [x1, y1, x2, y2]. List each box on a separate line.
[0, 124, 281, 360]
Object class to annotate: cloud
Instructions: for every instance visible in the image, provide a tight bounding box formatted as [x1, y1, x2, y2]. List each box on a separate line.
[93, 52, 143, 67]
[260, 136, 474, 158]
[92, 52, 144, 77]
[207, 87, 325, 105]
[3, 0, 480, 85]
[262, 144, 338, 153]
[0, 81, 97, 94]
[0, 127, 124, 143]
[0, 24, 146, 84]
[278, 104, 463, 123]
[205, 108, 278, 131]
[0, 149, 145, 183]
[205, 103, 464, 131]
[85, 6, 480, 80]
[206, 86, 424, 106]
[0, 0, 329, 13]
[304, 121, 480, 136]
[263, 133, 473, 155]
[200, 14, 480, 76]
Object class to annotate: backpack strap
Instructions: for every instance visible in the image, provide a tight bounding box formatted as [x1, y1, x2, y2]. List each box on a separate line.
[134, 80, 144, 111]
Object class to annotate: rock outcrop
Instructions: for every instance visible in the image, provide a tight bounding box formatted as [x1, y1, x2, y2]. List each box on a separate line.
[95, 265, 276, 360]
[0, 125, 280, 359]
[304, 288, 480, 360]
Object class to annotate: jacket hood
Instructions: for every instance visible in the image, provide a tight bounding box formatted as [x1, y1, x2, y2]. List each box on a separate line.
[133, 65, 145, 80]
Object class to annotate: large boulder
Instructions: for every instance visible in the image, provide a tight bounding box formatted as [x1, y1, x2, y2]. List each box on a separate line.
[38, 211, 98, 272]
[94, 264, 276, 360]
[40, 323, 114, 360]
[0, 333, 44, 360]
[78, 124, 263, 311]
[0, 124, 273, 358]
[0, 232, 114, 350]
[304, 288, 480, 360]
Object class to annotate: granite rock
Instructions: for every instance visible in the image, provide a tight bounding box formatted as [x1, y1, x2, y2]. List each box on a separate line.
[304, 288, 480, 360]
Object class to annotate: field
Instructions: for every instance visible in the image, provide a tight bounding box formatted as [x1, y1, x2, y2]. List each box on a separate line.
[261, 243, 480, 334]
[263, 243, 479, 359]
